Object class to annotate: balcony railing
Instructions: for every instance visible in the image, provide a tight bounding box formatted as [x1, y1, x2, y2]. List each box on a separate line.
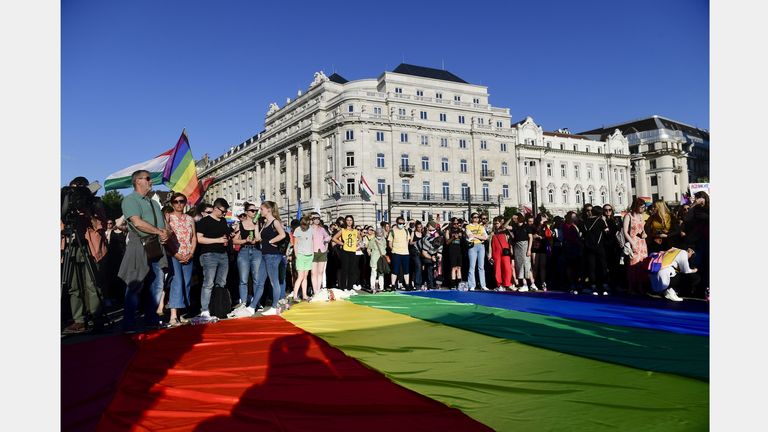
[480, 170, 495, 180]
[279, 182, 286, 193]
[399, 165, 416, 177]
[673, 166, 683, 173]
[389, 192, 499, 204]
[303, 174, 311, 185]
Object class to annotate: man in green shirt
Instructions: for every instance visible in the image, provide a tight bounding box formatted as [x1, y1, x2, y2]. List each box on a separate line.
[119, 170, 170, 331]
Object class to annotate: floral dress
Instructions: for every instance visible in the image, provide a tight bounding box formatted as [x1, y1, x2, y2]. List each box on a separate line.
[167, 213, 194, 257]
[627, 213, 648, 284]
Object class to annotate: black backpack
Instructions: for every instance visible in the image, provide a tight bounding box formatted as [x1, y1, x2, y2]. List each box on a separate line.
[583, 218, 604, 251]
[209, 285, 232, 319]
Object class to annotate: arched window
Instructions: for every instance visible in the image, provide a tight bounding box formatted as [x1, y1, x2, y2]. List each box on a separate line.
[548, 189, 554, 203]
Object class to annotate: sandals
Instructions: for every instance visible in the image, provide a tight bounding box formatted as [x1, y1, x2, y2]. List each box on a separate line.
[168, 317, 183, 327]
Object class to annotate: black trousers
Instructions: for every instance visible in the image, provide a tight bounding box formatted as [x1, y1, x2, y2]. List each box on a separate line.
[585, 248, 607, 286]
[338, 250, 358, 291]
[669, 271, 702, 297]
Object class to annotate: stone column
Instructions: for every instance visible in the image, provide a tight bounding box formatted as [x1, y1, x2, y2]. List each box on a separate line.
[634, 158, 648, 199]
[297, 144, 306, 208]
[254, 162, 262, 202]
[310, 138, 321, 210]
[264, 158, 272, 201]
[286, 149, 294, 205]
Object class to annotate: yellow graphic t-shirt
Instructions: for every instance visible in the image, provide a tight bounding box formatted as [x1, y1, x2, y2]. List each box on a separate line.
[341, 228, 359, 252]
[466, 223, 487, 245]
[389, 227, 410, 255]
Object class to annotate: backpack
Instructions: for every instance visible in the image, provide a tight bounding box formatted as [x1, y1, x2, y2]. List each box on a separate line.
[583, 218, 603, 251]
[616, 215, 634, 258]
[209, 285, 232, 319]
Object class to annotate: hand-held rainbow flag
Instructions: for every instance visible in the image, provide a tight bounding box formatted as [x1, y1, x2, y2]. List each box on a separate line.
[162, 129, 204, 205]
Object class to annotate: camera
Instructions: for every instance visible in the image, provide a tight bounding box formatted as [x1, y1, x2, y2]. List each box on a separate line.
[61, 179, 101, 223]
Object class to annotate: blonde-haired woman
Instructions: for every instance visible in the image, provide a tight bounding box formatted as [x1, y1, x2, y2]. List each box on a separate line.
[645, 200, 674, 253]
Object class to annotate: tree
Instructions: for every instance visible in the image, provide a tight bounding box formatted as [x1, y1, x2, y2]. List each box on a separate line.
[537, 205, 554, 220]
[102, 190, 124, 221]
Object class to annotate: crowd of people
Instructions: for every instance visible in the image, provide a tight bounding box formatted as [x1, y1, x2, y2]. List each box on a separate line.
[61, 169, 710, 334]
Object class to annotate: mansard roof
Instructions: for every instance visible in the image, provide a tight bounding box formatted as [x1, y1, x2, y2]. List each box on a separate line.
[579, 115, 709, 141]
[328, 73, 349, 84]
[391, 63, 468, 84]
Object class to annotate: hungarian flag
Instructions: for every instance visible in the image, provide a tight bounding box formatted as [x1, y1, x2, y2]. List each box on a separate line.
[359, 175, 375, 201]
[104, 150, 172, 191]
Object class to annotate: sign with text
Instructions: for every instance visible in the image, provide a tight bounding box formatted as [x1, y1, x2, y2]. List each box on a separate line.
[688, 183, 710, 196]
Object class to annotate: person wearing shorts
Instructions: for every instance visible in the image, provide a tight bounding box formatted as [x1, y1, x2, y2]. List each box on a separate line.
[291, 215, 314, 301]
[310, 213, 331, 292]
[388, 216, 413, 290]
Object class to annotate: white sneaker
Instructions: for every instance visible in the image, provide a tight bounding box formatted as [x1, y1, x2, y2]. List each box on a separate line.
[232, 301, 246, 311]
[199, 310, 211, 318]
[481, 286, 489, 291]
[261, 307, 280, 316]
[518, 286, 529, 292]
[541, 282, 547, 292]
[664, 288, 683, 302]
[529, 283, 538, 291]
[230, 306, 255, 319]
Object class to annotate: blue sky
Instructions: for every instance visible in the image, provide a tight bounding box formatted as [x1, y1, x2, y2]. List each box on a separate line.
[62, 0, 709, 190]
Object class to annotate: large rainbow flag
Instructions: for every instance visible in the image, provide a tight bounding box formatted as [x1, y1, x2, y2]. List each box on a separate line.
[163, 130, 204, 205]
[62, 291, 708, 431]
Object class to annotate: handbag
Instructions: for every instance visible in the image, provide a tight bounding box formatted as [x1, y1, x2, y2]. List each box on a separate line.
[373, 238, 391, 274]
[129, 199, 165, 261]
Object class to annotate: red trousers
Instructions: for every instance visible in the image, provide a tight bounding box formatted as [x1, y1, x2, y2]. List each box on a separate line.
[492, 251, 513, 287]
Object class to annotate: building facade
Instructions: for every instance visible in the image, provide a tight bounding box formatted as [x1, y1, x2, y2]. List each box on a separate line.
[198, 64, 636, 223]
[580, 115, 710, 203]
[513, 117, 632, 214]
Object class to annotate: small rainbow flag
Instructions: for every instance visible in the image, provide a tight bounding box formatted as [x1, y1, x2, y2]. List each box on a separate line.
[163, 130, 204, 205]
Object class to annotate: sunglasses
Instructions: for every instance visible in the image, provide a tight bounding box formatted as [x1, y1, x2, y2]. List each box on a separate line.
[247, 209, 257, 213]
[204, 210, 213, 214]
[217, 207, 228, 213]
[172, 199, 186, 204]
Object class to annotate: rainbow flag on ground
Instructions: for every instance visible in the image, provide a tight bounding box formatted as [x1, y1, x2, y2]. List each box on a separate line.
[163, 129, 204, 205]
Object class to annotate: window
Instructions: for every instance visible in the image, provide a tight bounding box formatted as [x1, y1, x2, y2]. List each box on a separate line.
[588, 191, 594, 203]
[376, 153, 385, 168]
[376, 131, 385, 142]
[496, 121, 503, 128]
[573, 144, 578, 151]
[347, 104, 354, 113]
[376, 210, 382, 222]
[395, 87, 402, 94]
[586, 146, 590, 153]
[400, 132, 408, 143]
[454, 95, 461, 101]
[402, 180, 410, 198]
[345, 152, 355, 167]
[650, 160, 657, 170]
[547, 163, 553, 177]
[435, 92, 443, 100]
[502, 184, 509, 198]
[421, 135, 429, 146]
[459, 139, 467, 149]
[481, 160, 489, 176]
[461, 183, 469, 200]
[500, 142, 508, 152]
[548, 189, 554, 204]
[439, 113, 447, 122]
[422, 181, 431, 200]
[460, 159, 468, 173]
[442, 182, 450, 199]
[620, 170, 625, 182]
[597, 147, 602, 154]
[674, 175, 678, 185]
[420, 111, 428, 120]
[480, 140, 487, 150]
[631, 178, 636, 188]
[482, 183, 490, 201]
[398, 108, 406, 116]
[560, 143, 565, 150]
[650, 175, 658, 186]
[478, 118, 485, 125]
[501, 162, 509, 176]
[562, 189, 568, 204]
[618, 192, 623, 205]
[421, 156, 430, 171]
[652, 193, 659, 202]
[561, 163, 567, 177]
[440, 138, 448, 147]
[416, 89, 423, 96]
[601, 191, 607, 204]
[345, 130, 354, 141]
[374, 106, 382, 115]
[473, 98, 480, 104]
[599, 166, 605, 180]
[587, 166, 592, 180]
[576, 191, 582, 204]
[524, 161, 529, 176]
[327, 155, 333, 172]
[458, 115, 465, 124]
[441, 158, 449, 172]
[346, 178, 355, 195]
[614, 169, 619, 181]
[377, 179, 386, 195]
[400, 154, 409, 167]
[574, 164, 580, 179]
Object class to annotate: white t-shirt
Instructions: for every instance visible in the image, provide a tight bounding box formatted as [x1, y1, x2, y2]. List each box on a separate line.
[293, 227, 314, 255]
[650, 250, 695, 293]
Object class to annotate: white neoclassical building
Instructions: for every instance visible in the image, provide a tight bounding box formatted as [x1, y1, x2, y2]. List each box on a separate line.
[198, 64, 636, 223]
[512, 117, 632, 214]
[580, 115, 710, 203]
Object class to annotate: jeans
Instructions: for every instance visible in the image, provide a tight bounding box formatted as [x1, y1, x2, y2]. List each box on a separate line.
[168, 256, 193, 309]
[422, 259, 435, 288]
[411, 253, 423, 287]
[123, 259, 163, 330]
[237, 247, 262, 305]
[252, 253, 282, 309]
[279, 255, 287, 300]
[467, 243, 486, 289]
[200, 252, 229, 313]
